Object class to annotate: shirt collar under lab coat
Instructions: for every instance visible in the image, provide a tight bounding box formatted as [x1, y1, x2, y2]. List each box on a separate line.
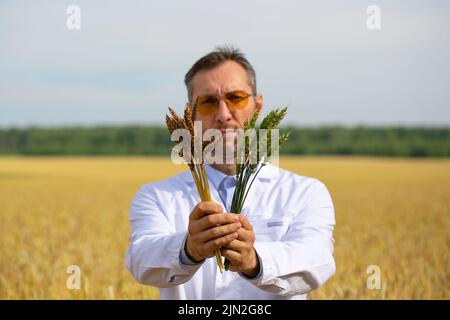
[178, 162, 278, 187]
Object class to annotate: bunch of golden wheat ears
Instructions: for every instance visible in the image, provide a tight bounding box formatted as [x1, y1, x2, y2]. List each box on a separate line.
[166, 104, 288, 272]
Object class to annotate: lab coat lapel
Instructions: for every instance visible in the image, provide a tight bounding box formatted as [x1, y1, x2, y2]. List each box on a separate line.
[240, 164, 277, 217]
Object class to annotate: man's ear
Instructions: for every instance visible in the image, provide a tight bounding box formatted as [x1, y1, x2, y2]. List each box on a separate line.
[255, 94, 263, 112]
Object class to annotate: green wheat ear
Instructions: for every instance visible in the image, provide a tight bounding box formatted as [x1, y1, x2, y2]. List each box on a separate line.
[256, 107, 289, 161]
[226, 107, 290, 272]
[260, 107, 288, 130]
[244, 110, 260, 131]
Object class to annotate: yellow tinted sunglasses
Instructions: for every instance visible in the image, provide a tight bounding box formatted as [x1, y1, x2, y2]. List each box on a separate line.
[194, 90, 256, 116]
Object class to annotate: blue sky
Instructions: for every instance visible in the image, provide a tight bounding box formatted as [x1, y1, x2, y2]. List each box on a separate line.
[1, 0, 449, 127]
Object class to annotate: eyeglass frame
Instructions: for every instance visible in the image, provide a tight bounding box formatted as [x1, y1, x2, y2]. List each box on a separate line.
[192, 90, 258, 115]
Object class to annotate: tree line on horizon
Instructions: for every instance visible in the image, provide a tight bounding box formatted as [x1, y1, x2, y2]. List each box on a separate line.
[0, 126, 448, 157]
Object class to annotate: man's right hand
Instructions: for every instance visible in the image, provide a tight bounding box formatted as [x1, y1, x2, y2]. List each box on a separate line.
[185, 201, 241, 262]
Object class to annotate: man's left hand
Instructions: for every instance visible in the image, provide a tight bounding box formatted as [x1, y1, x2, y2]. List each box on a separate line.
[220, 215, 260, 277]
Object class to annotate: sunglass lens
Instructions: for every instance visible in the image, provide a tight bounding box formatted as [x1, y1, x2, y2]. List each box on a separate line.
[225, 91, 249, 109]
[196, 96, 218, 115]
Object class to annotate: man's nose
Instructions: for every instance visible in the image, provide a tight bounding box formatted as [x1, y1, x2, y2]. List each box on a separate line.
[215, 99, 232, 123]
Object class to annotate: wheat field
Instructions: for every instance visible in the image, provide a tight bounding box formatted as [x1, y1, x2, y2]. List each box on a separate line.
[0, 156, 448, 299]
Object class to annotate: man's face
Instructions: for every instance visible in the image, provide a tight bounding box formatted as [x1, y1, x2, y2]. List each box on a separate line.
[190, 61, 263, 153]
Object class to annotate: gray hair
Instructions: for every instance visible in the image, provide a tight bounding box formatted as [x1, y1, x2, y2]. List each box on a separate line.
[184, 45, 257, 102]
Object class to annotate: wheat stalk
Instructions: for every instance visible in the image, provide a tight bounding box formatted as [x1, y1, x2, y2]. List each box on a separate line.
[224, 107, 290, 271]
[166, 105, 224, 272]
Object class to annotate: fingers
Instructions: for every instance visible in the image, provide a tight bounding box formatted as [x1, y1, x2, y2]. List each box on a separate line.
[221, 238, 246, 251]
[220, 247, 243, 269]
[187, 202, 242, 260]
[196, 221, 241, 243]
[196, 213, 239, 231]
[231, 216, 255, 243]
[221, 243, 260, 274]
[235, 227, 256, 243]
[237, 215, 253, 231]
[186, 206, 256, 262]
[189, 213, 239, 235]
[204, 232, 239, 254]
[190, 201, 223, 220]
[220, 218, 257, 273]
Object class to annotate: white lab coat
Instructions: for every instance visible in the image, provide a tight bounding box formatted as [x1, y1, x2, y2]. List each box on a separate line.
[125, 163, 336, 299]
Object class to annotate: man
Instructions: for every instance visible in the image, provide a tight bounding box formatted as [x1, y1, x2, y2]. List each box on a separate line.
[125, 46, 336, 299]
